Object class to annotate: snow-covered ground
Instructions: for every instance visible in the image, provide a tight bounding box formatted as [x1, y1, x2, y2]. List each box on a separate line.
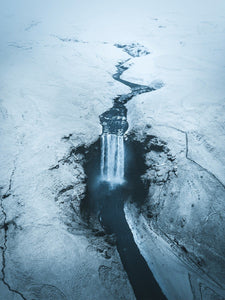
[123, 1, 225, 298]
[0, 0, 225, 299]
[125, 202, 225, 299]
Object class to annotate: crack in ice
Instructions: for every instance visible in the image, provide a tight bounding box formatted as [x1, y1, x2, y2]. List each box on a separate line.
[0, 163, 27, 300]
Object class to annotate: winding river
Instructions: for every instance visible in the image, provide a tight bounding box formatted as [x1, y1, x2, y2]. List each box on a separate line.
[82, 48, 166, 299]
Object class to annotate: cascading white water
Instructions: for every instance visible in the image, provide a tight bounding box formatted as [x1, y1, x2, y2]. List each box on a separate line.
[101, 133, 124, 185]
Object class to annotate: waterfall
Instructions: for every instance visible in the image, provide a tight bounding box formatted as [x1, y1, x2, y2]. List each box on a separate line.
[100, 133, 124, 185]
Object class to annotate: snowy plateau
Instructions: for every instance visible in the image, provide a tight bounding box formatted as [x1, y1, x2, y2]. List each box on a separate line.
[0, 0, 225, 299]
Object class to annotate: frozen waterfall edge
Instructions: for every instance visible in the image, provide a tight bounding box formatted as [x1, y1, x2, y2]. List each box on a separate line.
[100, 133, 125, 185]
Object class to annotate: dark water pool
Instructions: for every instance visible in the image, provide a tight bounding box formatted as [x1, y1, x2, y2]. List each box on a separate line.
[78, 137, 167, 300]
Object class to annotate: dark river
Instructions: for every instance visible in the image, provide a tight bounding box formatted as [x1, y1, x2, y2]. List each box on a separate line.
[79, 138, 167, 300]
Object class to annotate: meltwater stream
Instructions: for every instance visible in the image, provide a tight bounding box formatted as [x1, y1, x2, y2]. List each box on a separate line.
[93, 71, 165, 298]
[81, 46, 166, 299]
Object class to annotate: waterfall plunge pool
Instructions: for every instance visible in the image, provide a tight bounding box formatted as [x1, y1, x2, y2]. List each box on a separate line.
[76, 135, 167, 300]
